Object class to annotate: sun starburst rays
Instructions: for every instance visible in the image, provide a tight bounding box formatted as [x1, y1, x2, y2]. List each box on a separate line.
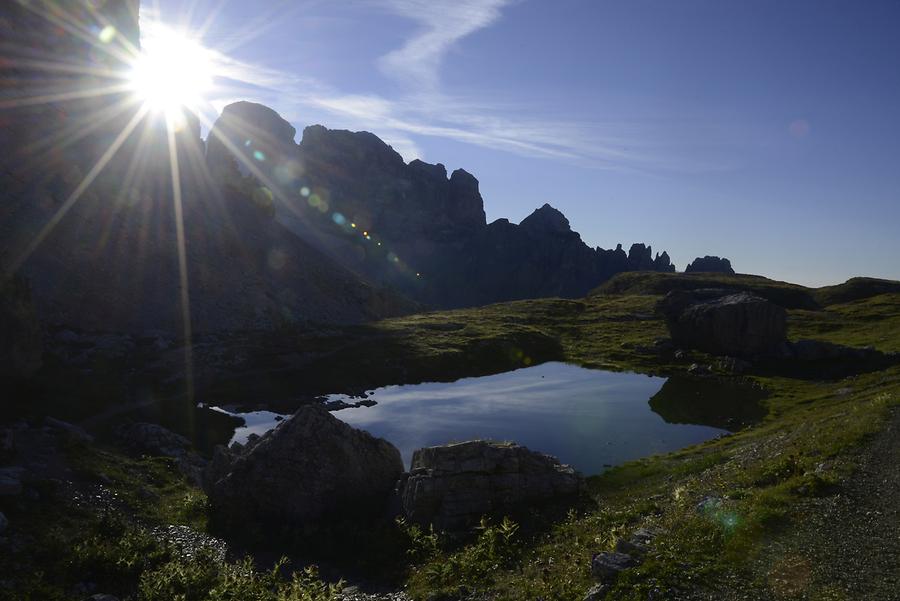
[8, 104, 150, 275]
[0, 2, 251, 402]
[127, 24, 215, 119]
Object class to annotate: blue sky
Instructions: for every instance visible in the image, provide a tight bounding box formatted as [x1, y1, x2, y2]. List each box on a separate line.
[144, 0, 900, 286]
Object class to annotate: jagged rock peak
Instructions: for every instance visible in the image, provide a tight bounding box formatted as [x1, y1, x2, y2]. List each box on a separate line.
[212, 102, 297, 145]
[409, 159, 448, 179]
[628, 243, 653, 270]
[685, 256, 735, 274]
[520, 203, 572, 234]
[653, 251, 676, 273]
[450, 168, 477, 184]
[299, 124, 405, 169]
[206, 102, 298, 178]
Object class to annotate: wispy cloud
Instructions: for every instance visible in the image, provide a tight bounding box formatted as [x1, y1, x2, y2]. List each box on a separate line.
[376, 0, 513, 90]
[167, 1, 733, 173]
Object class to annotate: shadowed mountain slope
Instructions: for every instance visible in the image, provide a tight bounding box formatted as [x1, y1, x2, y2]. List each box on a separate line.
[0, 2, 417, 334]
[206, 102, 680, 309]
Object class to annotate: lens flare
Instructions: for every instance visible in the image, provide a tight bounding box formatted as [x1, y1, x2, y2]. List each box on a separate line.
[128, 25, 213, 117]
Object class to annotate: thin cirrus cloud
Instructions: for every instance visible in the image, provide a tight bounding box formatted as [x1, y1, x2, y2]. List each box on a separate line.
[376, 0, 513, 90]
[189, 0, 729, 173]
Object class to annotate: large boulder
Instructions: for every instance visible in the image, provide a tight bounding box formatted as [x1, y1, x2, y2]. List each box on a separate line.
[204, 404, 403, 532]
[115, 422, 206, 485]
[685, 256, 735, 274]
[658, 289, 787, 358]
[116, 422, 193, 458]
[399, 440, 581, 532]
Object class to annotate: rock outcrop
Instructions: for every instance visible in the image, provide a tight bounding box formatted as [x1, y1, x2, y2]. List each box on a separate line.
[0, 3, 415, 335]
[648, 377, 767, 430]
[206, 101, 299, 183]
[658, 289, 787, 358]
[205, 104, 683, 310]
[776, 339, 895, 366]
[204, 404, 403, 532]
[685, 256, 735, 274]
[399, 440, 581, 531]
[115, 422, 206, 485]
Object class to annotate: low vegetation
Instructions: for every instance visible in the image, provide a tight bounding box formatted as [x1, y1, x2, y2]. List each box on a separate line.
[3, 273, 899, 599]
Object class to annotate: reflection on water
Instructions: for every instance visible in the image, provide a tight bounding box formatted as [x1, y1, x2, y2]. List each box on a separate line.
[216, 362, 765, 475]
[648, 377, 767, 430]
[212, 408, 284, 446]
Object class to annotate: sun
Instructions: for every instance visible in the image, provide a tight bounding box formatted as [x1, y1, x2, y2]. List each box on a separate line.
[128, 25, 214, 118]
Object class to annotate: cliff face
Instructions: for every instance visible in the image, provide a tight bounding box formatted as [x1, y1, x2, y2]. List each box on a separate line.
[2, 3, 681, 334]
[206, 103, 679, 309]
[1, 3, 418, 334]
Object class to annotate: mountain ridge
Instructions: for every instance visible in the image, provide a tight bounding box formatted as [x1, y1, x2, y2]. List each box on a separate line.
[206, 101, 679, 310]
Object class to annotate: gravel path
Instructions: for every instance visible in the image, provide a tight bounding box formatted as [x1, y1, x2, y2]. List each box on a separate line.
[752, 408, 900, 600]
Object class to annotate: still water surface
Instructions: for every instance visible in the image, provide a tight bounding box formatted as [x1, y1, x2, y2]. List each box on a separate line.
[217, 362, 764, 475]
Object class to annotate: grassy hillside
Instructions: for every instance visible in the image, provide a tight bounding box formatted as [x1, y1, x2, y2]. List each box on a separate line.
[590, 271, 818, 309]
[3, 272, 899, 600]
[812, 276, 900, 307]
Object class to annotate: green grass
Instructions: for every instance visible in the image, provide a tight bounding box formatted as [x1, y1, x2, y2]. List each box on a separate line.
[0, 440, 344, 601]
[789, 292, 900, 352]
[589, 271, 819, 309]
[7, 271, 900, 600]
[386, 277, 900, 600]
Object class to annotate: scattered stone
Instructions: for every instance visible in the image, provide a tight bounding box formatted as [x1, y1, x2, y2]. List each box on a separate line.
[687, 363, 712, 376]
[323, 399, 354, 411]
[582, 583, 611, 601]
[86, 594, 120, 601]
[151, 524, 227, 561]
[716, 356, 752, 375]
[590, 551, 637, 583]
[674, 349, 686, 360]
[399, 440, 581, 531]
[324, 398, 379, 411]
[44, 417, 94, 443]
[205, 404, 403, 532]
[615, 527, 660, 557]
[659, 289, 787, 358]
[696, 496, 724, 514]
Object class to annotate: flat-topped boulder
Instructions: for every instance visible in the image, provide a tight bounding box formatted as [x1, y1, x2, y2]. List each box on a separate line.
[685, 255, 735, 274]
[399, 440, 581, 531]
[204, 404, 402, 533]
[658, 289, 787, 358]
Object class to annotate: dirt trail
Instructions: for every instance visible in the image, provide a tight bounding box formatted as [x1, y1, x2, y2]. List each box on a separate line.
[754, 408, 900, 600]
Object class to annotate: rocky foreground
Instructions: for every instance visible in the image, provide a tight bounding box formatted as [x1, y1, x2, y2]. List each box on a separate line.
[1, 273, 900, 600]
[204, 405, 581, 536]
